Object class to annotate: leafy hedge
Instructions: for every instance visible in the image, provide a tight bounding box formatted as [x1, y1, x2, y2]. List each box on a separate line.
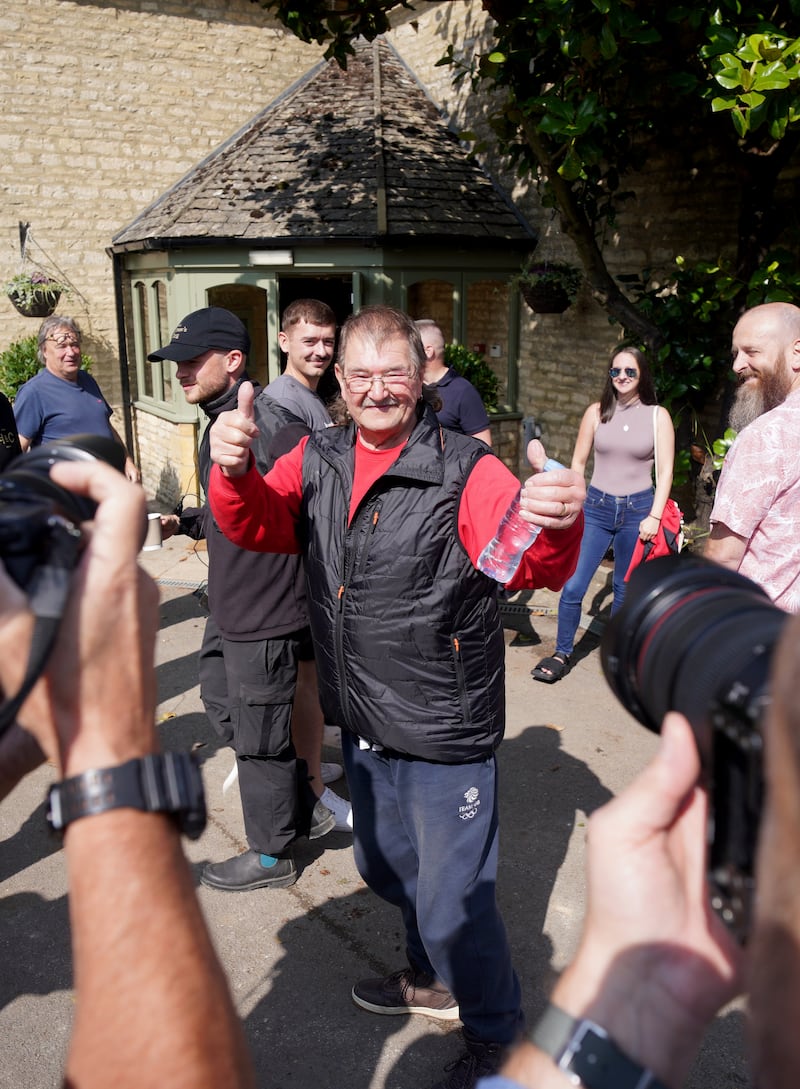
[444, 343, 499, 412]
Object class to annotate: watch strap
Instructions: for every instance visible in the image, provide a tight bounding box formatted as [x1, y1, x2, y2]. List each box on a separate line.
[47, 752, 206, 839]
[529, 1003, 669, 1089]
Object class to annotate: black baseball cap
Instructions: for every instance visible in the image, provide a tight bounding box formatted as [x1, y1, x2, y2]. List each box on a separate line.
[148, 307, 251, 362]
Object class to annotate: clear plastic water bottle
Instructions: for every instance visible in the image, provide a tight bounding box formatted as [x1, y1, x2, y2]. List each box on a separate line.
[478, 458, 565, 583]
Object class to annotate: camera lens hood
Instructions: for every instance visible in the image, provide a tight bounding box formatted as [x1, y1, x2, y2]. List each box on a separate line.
[600, 554, 780, 734]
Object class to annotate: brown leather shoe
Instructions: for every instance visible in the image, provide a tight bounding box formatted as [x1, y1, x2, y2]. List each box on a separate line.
[351, 966, 460, 1020]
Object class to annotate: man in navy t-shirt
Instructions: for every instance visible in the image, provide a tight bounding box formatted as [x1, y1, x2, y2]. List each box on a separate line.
[415, 319, 492, 445]
[13, 315, 139, 481]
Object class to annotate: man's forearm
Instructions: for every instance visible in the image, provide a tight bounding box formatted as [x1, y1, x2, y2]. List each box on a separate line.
[64, 808, 255, 1089]
[704, 523, 748, 570]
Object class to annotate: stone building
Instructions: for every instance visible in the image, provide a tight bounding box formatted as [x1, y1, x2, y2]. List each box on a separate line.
[111, 37, 536, 502]
[3, 0, 792, 500]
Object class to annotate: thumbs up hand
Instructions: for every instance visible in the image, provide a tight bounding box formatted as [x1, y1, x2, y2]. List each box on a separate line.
[209, 380, 260, 477]
[526, 439, 546, 473]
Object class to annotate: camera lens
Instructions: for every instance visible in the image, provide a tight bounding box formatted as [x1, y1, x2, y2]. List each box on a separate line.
[601, 554, 787, 741]
[600, 553, 789, 941]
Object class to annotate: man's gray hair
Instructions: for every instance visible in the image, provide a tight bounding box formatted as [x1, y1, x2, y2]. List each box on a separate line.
[338, 306, 425, 377]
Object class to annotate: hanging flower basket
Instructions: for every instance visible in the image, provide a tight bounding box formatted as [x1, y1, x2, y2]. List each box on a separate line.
[7, 287, 62, 318]
[5, 272, 67, 318]
[513, 261, 583, 315]
[520, 282, 572, 314]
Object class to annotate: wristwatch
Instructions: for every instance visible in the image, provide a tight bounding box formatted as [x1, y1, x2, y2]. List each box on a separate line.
[529, 1004, 669, 1089]
[47, 752, 207, 840]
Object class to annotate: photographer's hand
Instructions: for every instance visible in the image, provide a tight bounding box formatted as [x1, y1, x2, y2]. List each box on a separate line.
[500, 713, 743, 1089]
[0, 460, 160, 777]
[0, 461, 255, 1088]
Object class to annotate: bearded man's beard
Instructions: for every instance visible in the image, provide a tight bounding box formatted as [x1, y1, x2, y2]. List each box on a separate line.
[729, 366, 792, 432]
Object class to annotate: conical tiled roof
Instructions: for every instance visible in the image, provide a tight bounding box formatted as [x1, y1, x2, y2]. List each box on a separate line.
[113, 38, 534, 249]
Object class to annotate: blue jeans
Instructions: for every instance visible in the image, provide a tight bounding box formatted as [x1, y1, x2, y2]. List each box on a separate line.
[555, 485, 653, 657]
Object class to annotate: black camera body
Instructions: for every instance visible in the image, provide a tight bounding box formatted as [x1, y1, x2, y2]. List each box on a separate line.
[601, 553, 789, 942]
[0, 434, 127, 739]
[0, 434, 125, 590]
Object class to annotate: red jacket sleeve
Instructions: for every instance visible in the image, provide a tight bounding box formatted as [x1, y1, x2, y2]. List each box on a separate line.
[207, 437, 308, 554]
[458, 454, 583, 591]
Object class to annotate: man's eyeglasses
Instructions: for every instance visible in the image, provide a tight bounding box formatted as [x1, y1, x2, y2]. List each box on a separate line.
[609, 367, 638, 379]
[46, 335, 81, 349]
[343, 371, 414, 394]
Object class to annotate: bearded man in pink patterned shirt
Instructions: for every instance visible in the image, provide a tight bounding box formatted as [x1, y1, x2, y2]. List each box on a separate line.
[706, 302, 800, 611]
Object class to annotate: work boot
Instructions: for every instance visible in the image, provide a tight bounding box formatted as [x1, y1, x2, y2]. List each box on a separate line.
[352, 966, 460, 1021]
[200, 850, 297, 891]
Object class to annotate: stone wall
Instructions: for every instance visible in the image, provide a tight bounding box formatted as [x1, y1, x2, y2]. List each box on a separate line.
[1, 0, 323, 420]
[134, 405, 199, 510]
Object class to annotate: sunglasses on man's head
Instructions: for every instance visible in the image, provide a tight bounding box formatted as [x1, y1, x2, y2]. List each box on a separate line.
[46, 335, 81, 349]
[609, 367, 638, 379]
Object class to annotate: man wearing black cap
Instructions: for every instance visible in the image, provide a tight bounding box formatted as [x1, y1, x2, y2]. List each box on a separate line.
[150, 306, 336, 890]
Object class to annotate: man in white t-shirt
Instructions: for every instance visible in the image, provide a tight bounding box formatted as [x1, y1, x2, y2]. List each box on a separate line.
[706, 302, 800, 611]
[263, 298, 352, 830]
[266, 298, 337, 431]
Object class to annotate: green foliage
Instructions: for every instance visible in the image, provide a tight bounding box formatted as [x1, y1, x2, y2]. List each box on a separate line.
[464, 2, 800, 233]
[511, 259, 583, 301]
[0, 335, 92, 400]
[0, 336, 41, 399]
[618, 259, 736, 415]
[671, 446, 693, 490]
[745, 247, 800, 303]
[444, 343, 499, 412]
[5, 271, 70, 307]
[712, 427, 738, 470]
[256, 0, 407, 65]
[704, 24, 800, 139]
[618, 249, 800, 417]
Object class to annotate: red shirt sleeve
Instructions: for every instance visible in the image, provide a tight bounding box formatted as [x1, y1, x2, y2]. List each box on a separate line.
[458, 455, 583, 591]
[207, 436, 308, 554]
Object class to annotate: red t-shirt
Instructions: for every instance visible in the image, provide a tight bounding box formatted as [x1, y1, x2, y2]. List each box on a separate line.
[208, 435, 581, 591]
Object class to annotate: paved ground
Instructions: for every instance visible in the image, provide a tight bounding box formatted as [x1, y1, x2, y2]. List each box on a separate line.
[0, 534, 750, 1088]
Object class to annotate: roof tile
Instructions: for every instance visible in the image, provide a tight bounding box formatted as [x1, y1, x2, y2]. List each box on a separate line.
[113, 38, 533, 249]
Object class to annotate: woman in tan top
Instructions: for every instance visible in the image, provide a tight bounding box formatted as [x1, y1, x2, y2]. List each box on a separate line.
[532, 347, 674, 682]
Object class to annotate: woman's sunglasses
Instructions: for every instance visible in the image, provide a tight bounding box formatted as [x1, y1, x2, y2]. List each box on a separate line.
[609, 367, 638, 379]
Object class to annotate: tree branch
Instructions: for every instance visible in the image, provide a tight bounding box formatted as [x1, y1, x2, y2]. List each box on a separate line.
[519, 117, 663, 349]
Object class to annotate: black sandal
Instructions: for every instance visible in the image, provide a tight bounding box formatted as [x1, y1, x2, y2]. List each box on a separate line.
[531, 653, 571, 684]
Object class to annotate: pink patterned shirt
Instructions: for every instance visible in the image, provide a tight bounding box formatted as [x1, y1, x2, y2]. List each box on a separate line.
[710, 386, 800, 612]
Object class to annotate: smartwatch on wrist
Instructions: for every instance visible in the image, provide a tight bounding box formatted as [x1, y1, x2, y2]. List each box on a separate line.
[529, 1003, 669, 1089]
[46, 752, 206, 839]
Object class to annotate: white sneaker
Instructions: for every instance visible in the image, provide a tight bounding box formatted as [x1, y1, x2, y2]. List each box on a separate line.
[320, 786, 353, 833]
[321, 761, 343, 785]
[323, 724, 342, 747]
[222, 754, 238, 795]
[225, 754, 343, 793]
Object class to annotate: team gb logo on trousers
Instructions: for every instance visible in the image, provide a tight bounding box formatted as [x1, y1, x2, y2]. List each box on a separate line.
[459, 787, 480, 820]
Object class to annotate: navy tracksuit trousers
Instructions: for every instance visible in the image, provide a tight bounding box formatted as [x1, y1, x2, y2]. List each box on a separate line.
[341, 730, 522, 1047]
